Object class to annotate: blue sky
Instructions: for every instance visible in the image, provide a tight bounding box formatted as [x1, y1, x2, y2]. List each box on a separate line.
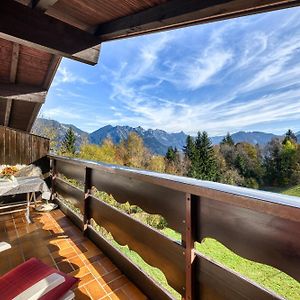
[40, 7, 300, 136]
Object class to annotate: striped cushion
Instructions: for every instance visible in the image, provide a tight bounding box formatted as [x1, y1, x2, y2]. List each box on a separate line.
[0, 258, 78, 300]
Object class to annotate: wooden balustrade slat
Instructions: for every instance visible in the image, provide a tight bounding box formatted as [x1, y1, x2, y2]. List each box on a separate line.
[89, 195, 185, 294]
[197, 197, 300, 283]
[195, 252, 284, 299]
[56, 159, 85, 184]
[91, 168, 185, 234]
[55, 177, 84, 213]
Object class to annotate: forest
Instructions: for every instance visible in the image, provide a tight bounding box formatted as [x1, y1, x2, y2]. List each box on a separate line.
[57, 127, 300, 190]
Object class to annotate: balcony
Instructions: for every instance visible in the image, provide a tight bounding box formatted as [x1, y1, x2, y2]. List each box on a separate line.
[1, 127, 300, 299]
[1, 1, 300, 299]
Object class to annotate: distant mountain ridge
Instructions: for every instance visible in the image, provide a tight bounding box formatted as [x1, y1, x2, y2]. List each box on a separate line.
[211, 131, 281, 146]
[32, 118, 89, 148]
[33, 118, 287, 155]
[89, 125, 187, 155]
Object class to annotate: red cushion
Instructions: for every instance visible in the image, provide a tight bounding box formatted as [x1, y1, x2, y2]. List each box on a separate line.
[0, 257, 78, 300]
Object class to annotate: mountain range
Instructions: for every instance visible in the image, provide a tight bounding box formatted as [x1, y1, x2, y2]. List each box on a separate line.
[33, 118, 293, 155]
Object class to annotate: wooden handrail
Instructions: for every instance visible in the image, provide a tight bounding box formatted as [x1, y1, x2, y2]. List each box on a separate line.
[49, 154, 300, 300]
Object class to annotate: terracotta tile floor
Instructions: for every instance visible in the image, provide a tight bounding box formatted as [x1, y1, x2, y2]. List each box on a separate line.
[0, 208, 147, 300]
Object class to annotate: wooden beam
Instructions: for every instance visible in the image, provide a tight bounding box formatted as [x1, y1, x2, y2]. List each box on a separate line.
[31, 0, 58, 11]
[0, 83, 47, 103]
[96, 0, 300, 40]
[27, 102, 42, 131]
[0, 0, 101, 60]
[20, 0, 100, 65]
[43, 55, 61, 89]
[10, 43, 20, 83]
[71, 44, 101, 66]
[4, 99, 12, 126]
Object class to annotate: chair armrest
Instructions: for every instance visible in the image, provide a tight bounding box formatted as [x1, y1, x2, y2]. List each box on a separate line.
[0, 242, 11, 252]
[13, 273, 65, 300]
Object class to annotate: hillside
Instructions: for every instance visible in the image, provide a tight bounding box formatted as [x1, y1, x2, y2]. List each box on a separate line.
[32, 118, 89, 148]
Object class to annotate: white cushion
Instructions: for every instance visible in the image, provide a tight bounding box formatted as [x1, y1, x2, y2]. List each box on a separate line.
[0, 241, 11, 252]
[13, 273, 65, 300]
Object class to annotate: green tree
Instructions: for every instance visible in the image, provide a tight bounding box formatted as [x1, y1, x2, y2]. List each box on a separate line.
[263, 138, 300, 186]
[165, 146, 182, 175]
[188, 131, 219, 181]
[165, 146, 177, 162]
[221, 132, 234, 146]
[183, 135, 195, 160]
[61, 127, 76, 155]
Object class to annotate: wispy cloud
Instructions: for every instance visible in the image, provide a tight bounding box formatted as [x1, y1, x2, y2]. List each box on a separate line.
[52, 66, 94, 87]
[43, 7, 300, 135]
[40, 107, 83, 120]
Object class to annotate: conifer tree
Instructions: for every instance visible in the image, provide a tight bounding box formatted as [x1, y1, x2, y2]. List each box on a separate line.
[165, 146, 176, 162]
[187, 131, 219, 181]
[221, 132, 234, 146]
[183, 135, 195, 160]
[283, 129, 297, 144]
[61, 127, 76, 155]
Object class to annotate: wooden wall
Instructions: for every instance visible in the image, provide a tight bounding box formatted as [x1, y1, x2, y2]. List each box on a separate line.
[0, 125, 49, 165]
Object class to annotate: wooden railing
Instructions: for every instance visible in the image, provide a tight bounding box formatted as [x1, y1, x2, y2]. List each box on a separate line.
[49, 154, 300, 300]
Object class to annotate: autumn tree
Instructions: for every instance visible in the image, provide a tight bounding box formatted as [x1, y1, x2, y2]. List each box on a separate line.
[79, 138, 120, 164]
[117, 132, 150, 168]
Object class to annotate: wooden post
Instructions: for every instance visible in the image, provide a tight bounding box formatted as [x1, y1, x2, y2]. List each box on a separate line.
[83, 167, 92, 233]
[50, 158, 57, 201]
[183, 193, 197, 300]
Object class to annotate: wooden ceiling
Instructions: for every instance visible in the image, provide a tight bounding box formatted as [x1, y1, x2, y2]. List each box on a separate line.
[0, 38, 60, 131]
[1, 0, 299, 65]
[0, 0, 300, 132]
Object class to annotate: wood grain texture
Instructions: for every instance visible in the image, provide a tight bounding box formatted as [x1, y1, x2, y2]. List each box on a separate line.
[0, 0, 101, 55]
[90, 195, 185, 294]
[91, 168, 185, 234]
[96, 0, 300, 40]
[86, 224, 173, 300]
[50, 156, 300, 283]
[0, 125, 49, 165]
[9, 43, 19, 83]
[55, 177, 84, 213]
[197, 197, 300, 283]
[56, 159, 86, 184]
[0, 83, 46, 102]
[195, 252, 284, 300]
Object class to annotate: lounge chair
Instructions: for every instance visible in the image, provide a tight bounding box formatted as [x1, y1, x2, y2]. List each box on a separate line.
[0, 257, 77, 300]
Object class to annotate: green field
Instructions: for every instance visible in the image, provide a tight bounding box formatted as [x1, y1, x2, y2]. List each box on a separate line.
[264, 184, 300, 197]
[113, 185, 300, 299]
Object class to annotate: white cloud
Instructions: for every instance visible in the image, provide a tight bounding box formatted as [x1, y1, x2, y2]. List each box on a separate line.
[183, 50, 232, 90]
[40, 107, 82, 120]
[48, 8, 300, 135]
[52, 66, 93, 87]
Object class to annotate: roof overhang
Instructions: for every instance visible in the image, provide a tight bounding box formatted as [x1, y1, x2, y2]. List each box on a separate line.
[1, 0, 300, 132]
